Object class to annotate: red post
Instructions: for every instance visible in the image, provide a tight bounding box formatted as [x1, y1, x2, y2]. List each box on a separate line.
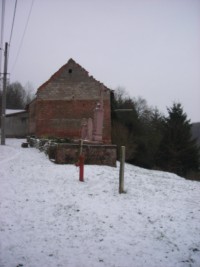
[75, 154, 84, 182]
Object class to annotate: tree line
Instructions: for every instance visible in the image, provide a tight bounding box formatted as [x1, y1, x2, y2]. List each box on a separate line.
[111, 88, 200, 180]
[0, 81, 35, 109]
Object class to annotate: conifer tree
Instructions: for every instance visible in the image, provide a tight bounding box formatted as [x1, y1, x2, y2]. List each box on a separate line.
[157, 103, 199, 177]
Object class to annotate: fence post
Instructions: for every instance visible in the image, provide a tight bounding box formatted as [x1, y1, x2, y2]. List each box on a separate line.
[79, 139, 84, 182]
[119, 146, 125, 194]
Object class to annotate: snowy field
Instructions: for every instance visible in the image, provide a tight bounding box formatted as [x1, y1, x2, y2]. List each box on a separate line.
[0, 139, 200, 267]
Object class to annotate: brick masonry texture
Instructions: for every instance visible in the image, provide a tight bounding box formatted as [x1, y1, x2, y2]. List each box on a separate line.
[29, 59, 112, 143]
[55, 143, 117, 167]
[27, 137, 117, 167]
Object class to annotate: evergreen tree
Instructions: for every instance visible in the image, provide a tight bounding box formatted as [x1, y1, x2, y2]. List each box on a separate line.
[157, 103, 199, 177]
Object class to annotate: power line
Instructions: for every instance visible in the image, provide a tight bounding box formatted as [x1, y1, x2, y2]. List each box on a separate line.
[10, 0, 34, 73]
[0, 0, 5, 50]
[9, 0, 18, 46]
[0, 0, 6, 88]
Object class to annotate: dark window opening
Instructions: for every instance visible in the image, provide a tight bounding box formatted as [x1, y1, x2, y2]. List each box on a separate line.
[68, 69, 72, 74]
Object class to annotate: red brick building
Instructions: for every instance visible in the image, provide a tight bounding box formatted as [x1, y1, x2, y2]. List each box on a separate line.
[29, 59, 112, 144]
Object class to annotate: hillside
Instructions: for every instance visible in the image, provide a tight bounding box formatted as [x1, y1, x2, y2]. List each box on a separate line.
[0, 139, 200, 267]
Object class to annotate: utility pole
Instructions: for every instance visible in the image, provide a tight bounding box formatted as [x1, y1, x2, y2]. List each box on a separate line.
[1, 42, 8, 145]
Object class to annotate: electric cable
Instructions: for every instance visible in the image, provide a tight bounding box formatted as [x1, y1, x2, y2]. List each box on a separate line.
[0, 0, 6, 85]
[10, 0, 34, 73]
[9, 0, 18, 47]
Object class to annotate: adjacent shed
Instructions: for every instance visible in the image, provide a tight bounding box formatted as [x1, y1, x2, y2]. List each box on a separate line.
[5, 110, 28, 138]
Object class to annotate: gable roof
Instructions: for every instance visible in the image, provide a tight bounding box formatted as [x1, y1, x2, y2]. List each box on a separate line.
[37, 58, 111, 94]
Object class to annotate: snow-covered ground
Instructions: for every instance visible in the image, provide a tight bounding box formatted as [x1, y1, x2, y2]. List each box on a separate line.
[0, 139, 200, 267]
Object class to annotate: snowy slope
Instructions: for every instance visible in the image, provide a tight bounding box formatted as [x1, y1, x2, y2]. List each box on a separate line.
[0, 139, 200, 267]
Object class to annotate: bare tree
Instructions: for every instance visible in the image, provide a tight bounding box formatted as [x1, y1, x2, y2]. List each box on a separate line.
[6, 81, 35, 109]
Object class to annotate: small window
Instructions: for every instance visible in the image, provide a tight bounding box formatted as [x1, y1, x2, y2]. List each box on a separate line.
[68, 69, 72, 74]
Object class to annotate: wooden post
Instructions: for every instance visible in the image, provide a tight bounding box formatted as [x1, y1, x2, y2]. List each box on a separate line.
[119, 146, 125, 194]
[80, 139, 83, 155]
[79, 139, 84, 182]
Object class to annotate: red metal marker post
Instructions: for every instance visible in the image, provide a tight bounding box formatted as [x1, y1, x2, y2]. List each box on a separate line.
[79, 154, 84, 182]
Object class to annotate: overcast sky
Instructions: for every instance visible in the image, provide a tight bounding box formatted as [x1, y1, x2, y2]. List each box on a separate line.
[1, 0, 200, 122]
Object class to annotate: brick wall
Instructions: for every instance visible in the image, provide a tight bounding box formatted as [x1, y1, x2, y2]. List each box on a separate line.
[29, 59, 112, 143]
[32, 99, 111, 142]
[27, 137, 117, 167]
[55, 143, 117, 167]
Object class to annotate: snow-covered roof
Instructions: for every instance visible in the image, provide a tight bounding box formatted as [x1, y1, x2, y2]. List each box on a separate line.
[6, 109, 26, 115]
